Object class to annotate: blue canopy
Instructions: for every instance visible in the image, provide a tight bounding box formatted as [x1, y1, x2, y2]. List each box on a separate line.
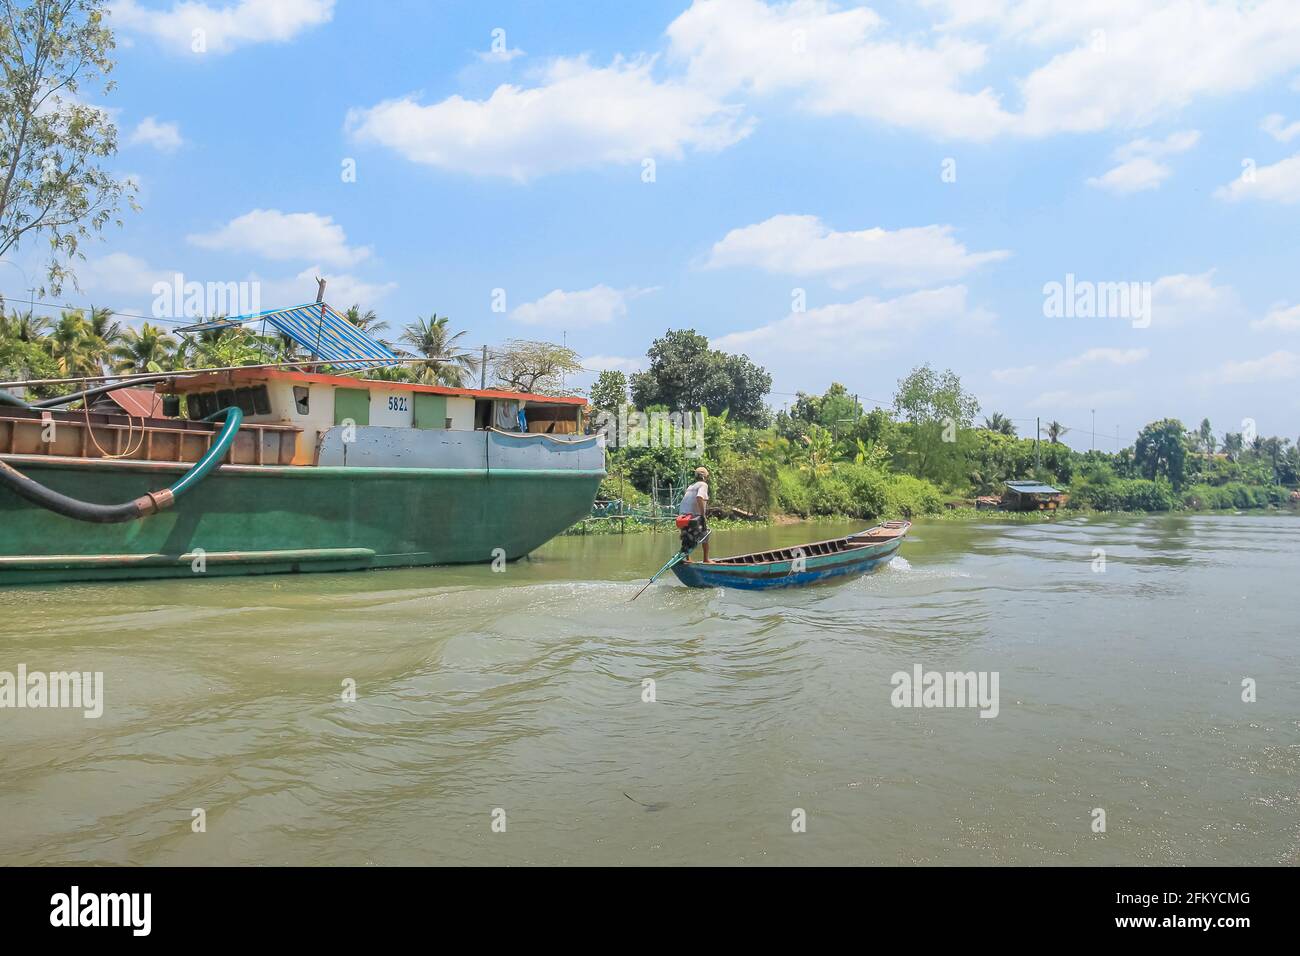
[181, 301, 400, 370]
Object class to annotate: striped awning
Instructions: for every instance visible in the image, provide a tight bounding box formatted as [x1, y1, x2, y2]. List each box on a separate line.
[204, 301, 400, 369]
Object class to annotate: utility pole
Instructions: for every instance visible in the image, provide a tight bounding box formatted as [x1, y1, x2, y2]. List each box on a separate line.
[1035, 416, 1041, 471]
[1091, 409, 1095, 451]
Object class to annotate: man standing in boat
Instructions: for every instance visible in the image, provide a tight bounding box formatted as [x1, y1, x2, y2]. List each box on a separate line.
[678, 466, 711, 562]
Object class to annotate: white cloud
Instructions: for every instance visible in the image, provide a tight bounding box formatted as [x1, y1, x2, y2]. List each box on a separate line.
[254, 267, 396, 310]
[1262, 113, 1300, 143]
[78, 252, 173, 299]
[346, 55, 751, 180]
[672, 1, 1300, 141]
[111, 0, 334, 55]
[129, 116, 184, 153]
[1150, 271, 1239, 327]
[713, 285, 994, 360]
[668, 0, 1014, 141]
[1087, 130, 1199, 194]
[510, 285, 656, 328]
[991, 364, 1037, 385]
[704, 214, 1009, 288]
[1251, 302, 1300, 332]
[1205, 350, 1300, 384]
[478, 46, 524, 64]
[982, 0, 1300, 137]
[584, 355, 644, 374]
[1087, 156, 1171, 195]
[1215, 152, 1300, 204]
[187, 210, 371, 267]
[1062, 347, 1149, 368]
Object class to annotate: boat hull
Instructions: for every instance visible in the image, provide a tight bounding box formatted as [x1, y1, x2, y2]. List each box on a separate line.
[0, 456, 603, 586]
[669, 526, 907, 590]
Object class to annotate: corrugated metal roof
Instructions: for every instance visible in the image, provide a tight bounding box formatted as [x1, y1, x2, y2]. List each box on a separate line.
[107, 388, 164, 418]
[1005, 480, 1061, 494]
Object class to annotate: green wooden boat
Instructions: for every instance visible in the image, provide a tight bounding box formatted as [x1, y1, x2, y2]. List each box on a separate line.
[0, 366, 603, 586]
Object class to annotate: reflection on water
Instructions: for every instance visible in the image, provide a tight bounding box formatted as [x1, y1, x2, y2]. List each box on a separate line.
[0, 513, 1296, 865]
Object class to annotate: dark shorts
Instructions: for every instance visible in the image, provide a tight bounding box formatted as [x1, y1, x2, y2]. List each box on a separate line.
[679, 514, 708, 553]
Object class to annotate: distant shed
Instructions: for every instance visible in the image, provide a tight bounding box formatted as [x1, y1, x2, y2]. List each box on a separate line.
[1002, 480, 1064, 511]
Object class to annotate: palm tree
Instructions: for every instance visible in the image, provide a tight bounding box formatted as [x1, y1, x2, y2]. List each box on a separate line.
[44, 310, 100, 378]
[983, 412, 1016, 435]
[1046, 421, 1068, 444]
[112, 324, 178, 373]
[343, 304, 389, 338]
[400, 313, 477, 387]
[1, 309, 48, 343]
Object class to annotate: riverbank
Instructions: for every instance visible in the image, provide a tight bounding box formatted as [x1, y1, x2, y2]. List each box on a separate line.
[566, 501, 1293, 534]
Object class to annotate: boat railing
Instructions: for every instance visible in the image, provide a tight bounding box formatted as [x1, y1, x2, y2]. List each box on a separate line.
[0, 407, 300, 467]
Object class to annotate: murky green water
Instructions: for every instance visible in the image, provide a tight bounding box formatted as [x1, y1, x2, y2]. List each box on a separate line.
[1, 513, 1296, 865]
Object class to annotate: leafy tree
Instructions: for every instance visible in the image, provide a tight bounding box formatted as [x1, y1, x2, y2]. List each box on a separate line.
[1134, 418, 1189, 490]
[0, 0, 136, 294]
[0, 333, 58, 394]
[892, 364, 979, 482]
[491, 338, 582, 395]
[1196, 418, 1215, 456]
[629, 328, 771, 425]
[793, 425, 834, 479]
[1045, 421, 1068, 444]
[589, 369, 628, 410]
[400, 313, 476, 387]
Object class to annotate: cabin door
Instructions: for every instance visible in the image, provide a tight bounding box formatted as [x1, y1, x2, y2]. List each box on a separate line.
[334, 387, 370, 427]
[413, 393, 447, 429]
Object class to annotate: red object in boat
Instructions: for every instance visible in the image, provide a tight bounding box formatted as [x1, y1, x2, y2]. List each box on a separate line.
[675, 514, 692, 529]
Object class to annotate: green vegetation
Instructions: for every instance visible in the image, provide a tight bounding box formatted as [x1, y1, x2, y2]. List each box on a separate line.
[593, 332, 1299, 524]
[0, 0, 136, 295]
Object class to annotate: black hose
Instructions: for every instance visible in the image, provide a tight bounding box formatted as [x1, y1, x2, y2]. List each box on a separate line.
[0, 407, 243, 524]
[31, 375, 174, 409]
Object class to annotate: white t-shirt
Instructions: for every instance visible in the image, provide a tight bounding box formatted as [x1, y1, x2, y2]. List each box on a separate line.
[679, 480, 709, 515]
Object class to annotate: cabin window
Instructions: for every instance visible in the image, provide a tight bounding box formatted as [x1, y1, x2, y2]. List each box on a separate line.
[197, 391, 219, 419]
[251, 385, 271, 415]
[523, 404, 579, 434]
[293, 386, 310, 415]
[217, 389, 237, 412]
[474, 399, 492, 430]
[234, 387, 257, 417]
[186, 394, 202, 419]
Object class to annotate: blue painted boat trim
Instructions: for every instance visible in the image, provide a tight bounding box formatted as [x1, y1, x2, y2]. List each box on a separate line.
[669, 523, 909, 590]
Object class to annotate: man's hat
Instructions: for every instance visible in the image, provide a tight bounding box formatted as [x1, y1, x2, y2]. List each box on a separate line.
[695, 466, 709, 479]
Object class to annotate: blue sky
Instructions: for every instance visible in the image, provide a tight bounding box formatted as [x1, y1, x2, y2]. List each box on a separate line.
[11, 0, 1300, 450]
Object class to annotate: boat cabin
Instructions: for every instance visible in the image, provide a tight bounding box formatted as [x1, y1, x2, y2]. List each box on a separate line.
[1001, 480, 1065, 511]
[160, 368, 587, 465]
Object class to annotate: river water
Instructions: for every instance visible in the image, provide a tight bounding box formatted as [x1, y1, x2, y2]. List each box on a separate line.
[0, 513, 1295, 866]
